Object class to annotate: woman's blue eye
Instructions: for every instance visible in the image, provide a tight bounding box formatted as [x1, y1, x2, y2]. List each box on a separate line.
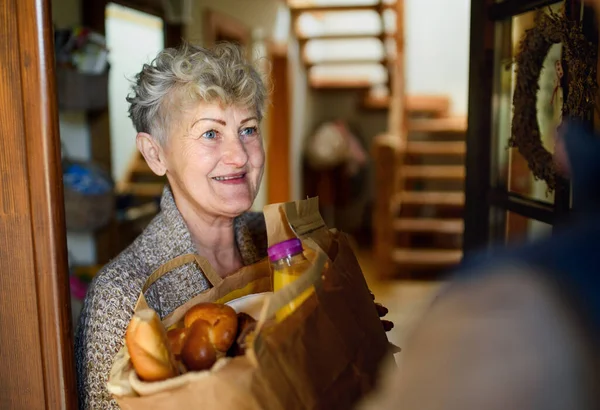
[202, 130, 217, 140]
[240, 127, 257, 138]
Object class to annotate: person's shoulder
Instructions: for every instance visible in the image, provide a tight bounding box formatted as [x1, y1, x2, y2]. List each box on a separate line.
[235, 211, 267, 264]
[236, 211, 267, 238]
[85, 216, 164, 306]
[83, 247, 145, 315]
[238, 211, 265, 228]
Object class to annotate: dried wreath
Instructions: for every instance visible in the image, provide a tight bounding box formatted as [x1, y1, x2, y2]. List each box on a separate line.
[510, 9, 597, 191]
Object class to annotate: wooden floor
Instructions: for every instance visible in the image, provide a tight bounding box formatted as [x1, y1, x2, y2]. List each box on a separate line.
[353, 245, 442, 359]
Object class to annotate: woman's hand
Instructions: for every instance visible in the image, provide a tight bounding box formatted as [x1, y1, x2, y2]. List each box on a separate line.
[371, 291, 394, 332]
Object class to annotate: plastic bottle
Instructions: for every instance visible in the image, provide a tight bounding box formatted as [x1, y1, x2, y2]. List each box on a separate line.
[268, 238, 314, 322]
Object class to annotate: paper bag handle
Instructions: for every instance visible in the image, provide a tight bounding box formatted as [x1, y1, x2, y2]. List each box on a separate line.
[142, 253, 223, 294]
[255, 244, 328, 333]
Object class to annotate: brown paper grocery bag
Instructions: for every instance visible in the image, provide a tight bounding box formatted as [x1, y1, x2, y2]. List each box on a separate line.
[247, 233, 392, 410]
[108, 197, 394, 410]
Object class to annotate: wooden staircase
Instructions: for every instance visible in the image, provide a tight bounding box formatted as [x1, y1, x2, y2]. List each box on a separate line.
[115, 151, 165, 224]
[374, 113, 467, 278]
[290, 0, 449, 111]
[390, 114, 466, 269]
[289, 1, 466, 277]
[117, 151, 165, 199]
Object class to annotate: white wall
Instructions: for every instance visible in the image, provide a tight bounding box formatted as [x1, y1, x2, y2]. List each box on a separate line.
[405, 0, 471, 116]
[106, 3, 165, 184]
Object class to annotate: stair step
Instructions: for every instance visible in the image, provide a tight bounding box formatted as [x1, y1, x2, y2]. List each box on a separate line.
[392, 248, 463, 266]
[401, 165, 465, 179]
[363, 94, 451, 117]
[298, 32, 393, 42]
[394, 191, 465, 206]
[119, 182, 165, 197]
[310, 78, 374, 89]
[409, 116, 467, 133]
[290, 3, 394, 14]
[405, 141, 466, 156]
[393, 218, 464, 234]
[131, 158, 153, 174]
[305, 57, 388, 68]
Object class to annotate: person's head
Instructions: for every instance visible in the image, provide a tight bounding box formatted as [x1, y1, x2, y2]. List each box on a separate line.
[127, 42, 267, 219]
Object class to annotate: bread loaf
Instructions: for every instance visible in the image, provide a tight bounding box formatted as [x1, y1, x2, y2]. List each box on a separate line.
[125, 309, 179, 382]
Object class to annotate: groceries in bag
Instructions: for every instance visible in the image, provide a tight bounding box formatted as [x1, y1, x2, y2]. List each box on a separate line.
[107, 198, 395, 410]
[268, 238, 315, 322]
[125, 302, 258, 382]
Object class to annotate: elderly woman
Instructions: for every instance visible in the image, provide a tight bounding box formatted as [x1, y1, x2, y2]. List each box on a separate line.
[74, 43, 270, 409]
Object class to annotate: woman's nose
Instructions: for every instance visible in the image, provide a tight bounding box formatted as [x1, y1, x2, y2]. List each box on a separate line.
[222, 136, 249, 167]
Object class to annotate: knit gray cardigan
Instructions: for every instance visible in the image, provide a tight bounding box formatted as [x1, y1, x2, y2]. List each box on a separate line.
[74, 187, 268, 409]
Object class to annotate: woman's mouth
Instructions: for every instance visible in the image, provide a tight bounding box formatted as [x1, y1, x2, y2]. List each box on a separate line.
[212, 173, 247, 184]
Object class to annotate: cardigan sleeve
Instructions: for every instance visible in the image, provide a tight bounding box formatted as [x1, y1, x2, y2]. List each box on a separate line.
[75, 267, 136, 410]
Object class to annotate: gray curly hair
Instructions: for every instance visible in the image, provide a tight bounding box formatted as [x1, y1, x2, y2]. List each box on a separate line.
[127, 42, 267, 144]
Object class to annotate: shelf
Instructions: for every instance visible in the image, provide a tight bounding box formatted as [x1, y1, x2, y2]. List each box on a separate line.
[56, 67, 108, 111]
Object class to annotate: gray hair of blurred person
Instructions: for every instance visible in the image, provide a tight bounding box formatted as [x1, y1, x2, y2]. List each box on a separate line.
[126, 42, 268, 144]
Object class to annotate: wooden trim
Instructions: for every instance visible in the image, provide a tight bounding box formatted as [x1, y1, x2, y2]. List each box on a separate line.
[488, 190, 556, 225]
[106, 3, 164, 29]
[309, 78, 373, 89]
[203, 9, 251, 47]
[289, 3, 394, 14]
[304, 57, 389, 68]
[463, 0, 495, 254]
[1, 0, 76, 407]
[111, 0, 163, 17]
[296, 32, 393, 41]
[266, 44, 291, 204]
[165, 21, 183, 48]
[268, 41, 288, 58]
[363, 94, 451, 115]
[489, 0, 560, 21]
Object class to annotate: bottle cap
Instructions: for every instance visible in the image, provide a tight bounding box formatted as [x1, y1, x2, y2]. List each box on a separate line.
[267, 238, 303, 262]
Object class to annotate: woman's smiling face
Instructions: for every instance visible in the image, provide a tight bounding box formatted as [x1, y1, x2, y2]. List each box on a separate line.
[162, 101, 265, 218]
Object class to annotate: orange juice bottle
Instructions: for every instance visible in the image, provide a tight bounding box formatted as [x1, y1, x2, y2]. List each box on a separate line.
[268, 238, 314, 322]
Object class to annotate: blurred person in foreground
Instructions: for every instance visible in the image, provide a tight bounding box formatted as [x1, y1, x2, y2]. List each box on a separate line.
[358, 119, 600, 410]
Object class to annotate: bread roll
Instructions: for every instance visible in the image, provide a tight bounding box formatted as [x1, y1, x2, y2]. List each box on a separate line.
[183, 303, 238, 352]
[177, 302, 239, 371]
[166, 327, 188, 359]
[181, 319, 218, 371]
[227, 312, 257, 357]
[125, 309, 179, 382]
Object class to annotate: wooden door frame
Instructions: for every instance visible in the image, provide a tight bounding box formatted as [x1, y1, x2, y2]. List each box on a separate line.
[1, 0, 76, 407]
[266, 42, 292, 204]
[82, 0, 183, 264]
[203, 8, 251, 48]
[464, 0, 592, 254]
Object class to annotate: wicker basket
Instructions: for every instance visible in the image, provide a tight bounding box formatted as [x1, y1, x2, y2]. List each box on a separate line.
[63, 158, 115, 232]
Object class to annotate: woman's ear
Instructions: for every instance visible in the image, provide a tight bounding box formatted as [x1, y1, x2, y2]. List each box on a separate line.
[136, 132, 167, 176]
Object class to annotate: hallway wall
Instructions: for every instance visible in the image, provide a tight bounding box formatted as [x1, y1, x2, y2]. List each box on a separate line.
[106, 3, 164, 185]
[405, 0, 471, 116]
